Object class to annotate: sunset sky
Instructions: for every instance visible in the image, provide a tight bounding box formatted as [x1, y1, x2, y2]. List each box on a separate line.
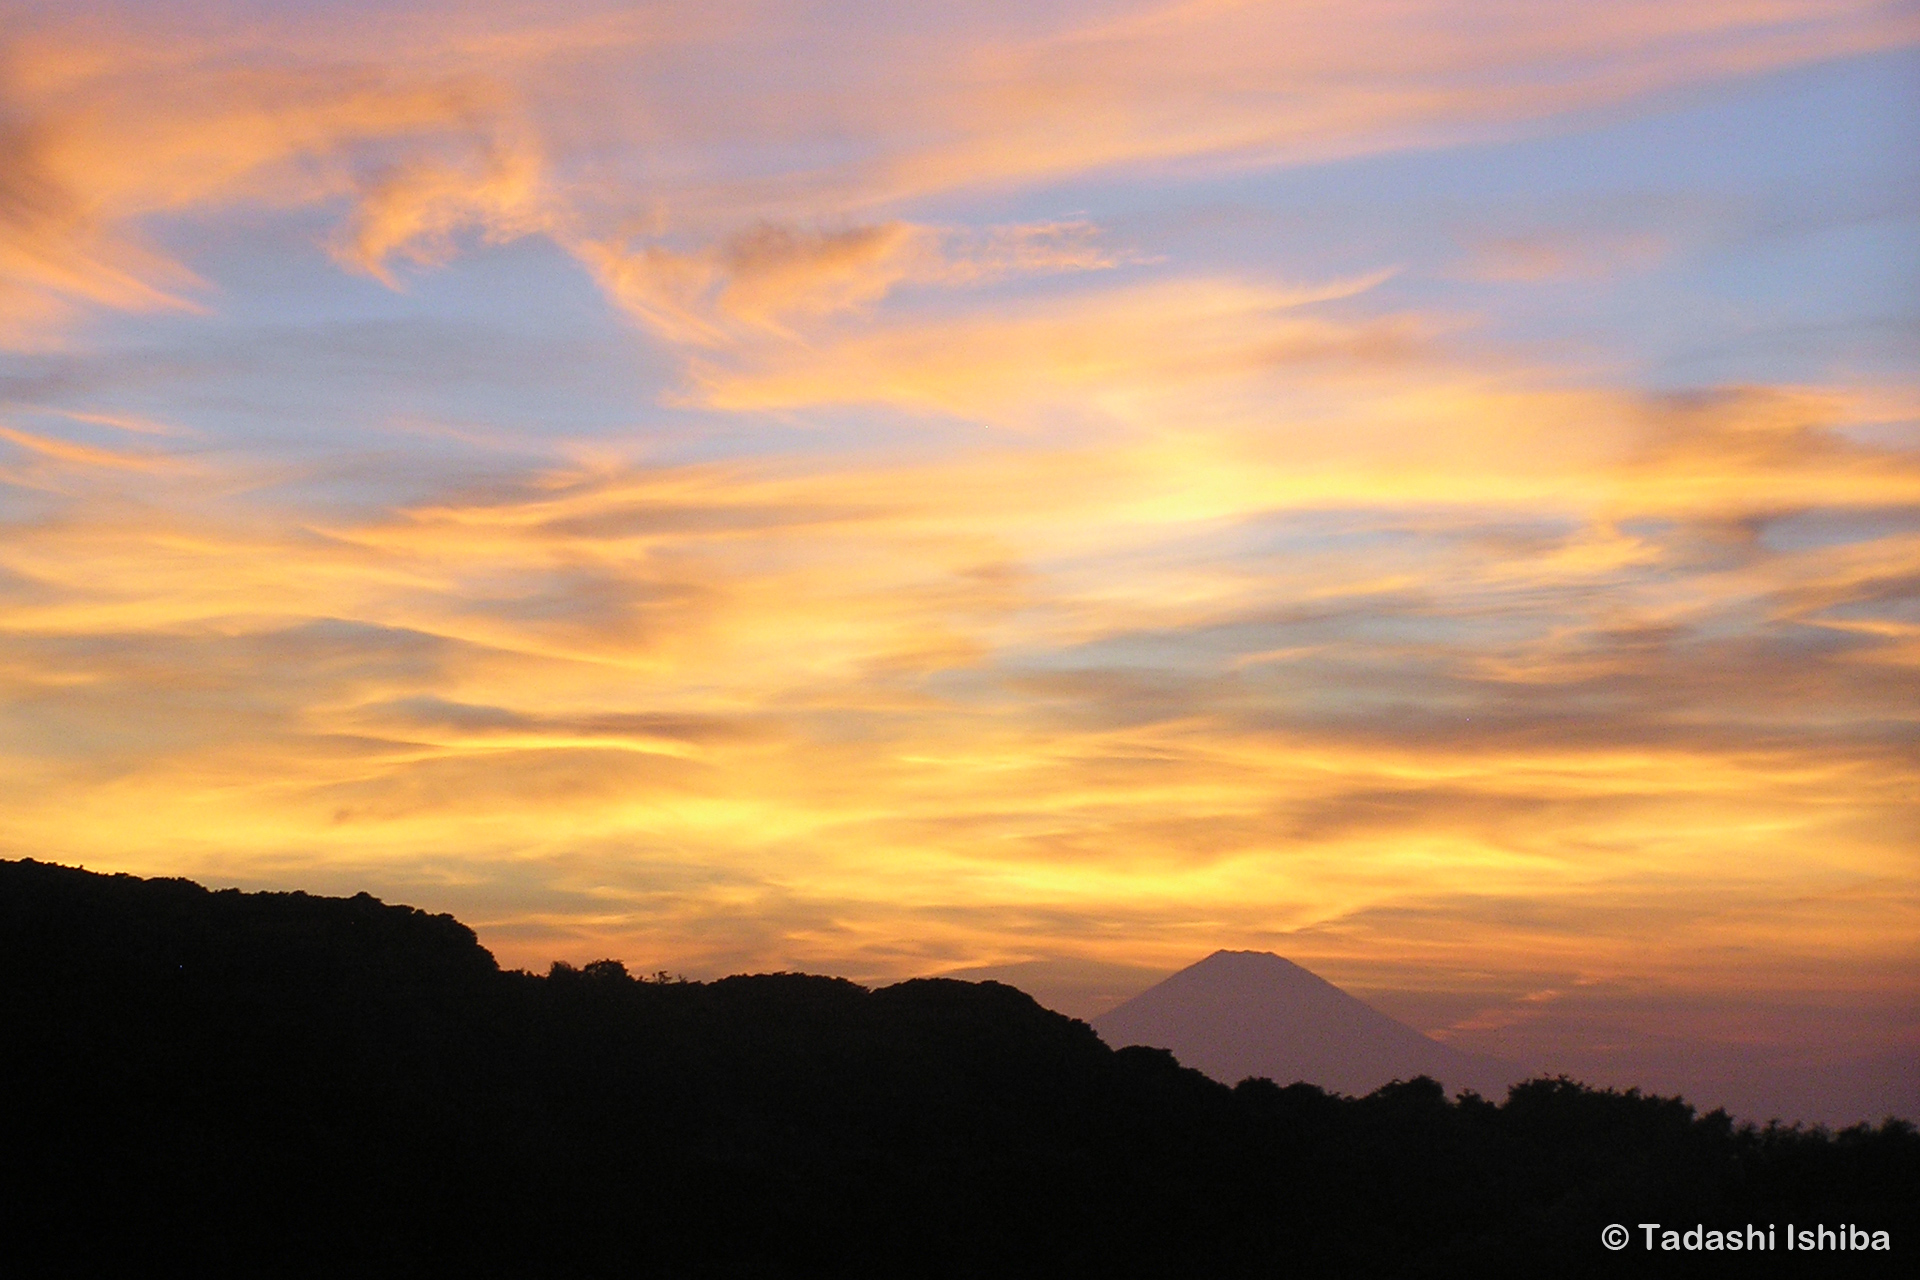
[2, 1, 1915, 1119]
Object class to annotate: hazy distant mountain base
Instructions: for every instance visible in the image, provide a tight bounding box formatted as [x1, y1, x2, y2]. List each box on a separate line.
[1095, 949, 1525, 1098]
[3, 861, 1913, 1279]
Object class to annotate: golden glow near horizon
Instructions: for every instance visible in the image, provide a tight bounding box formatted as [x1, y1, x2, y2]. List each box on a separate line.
[1, 1, 1916, 1101]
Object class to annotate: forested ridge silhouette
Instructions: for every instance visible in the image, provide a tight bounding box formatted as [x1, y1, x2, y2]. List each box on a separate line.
[3, 858, 1912, 1278]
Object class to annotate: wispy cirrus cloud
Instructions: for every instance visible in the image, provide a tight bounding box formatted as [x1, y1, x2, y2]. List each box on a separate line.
[2, 363, 1912, 992]
[4, 1, 1913, 347]
[687, 271, 1412, 416]
[580, 218, 1127, 346]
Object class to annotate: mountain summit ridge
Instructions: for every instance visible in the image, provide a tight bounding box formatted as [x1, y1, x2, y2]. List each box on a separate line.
[1092, 949, 1523, 1098]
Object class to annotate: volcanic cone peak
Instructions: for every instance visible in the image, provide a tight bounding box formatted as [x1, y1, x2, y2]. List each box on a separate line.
[1092, 950, 1521, 1099]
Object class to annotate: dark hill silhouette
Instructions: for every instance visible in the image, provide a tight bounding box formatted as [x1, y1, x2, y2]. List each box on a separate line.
[1095, 949, 1522, 1097]
[2, 859, 1913, 1278]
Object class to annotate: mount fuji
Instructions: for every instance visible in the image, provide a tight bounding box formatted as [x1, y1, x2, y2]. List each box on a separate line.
[1092, 950, 1524, 1098]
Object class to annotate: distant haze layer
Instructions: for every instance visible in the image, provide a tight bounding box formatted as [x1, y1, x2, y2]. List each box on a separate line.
[1094, 951, 1522, 1100]
[952, 951, 1914, 1126]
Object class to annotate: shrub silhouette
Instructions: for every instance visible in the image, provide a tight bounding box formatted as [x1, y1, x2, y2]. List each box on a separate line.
[2, 858, 1912, 1278]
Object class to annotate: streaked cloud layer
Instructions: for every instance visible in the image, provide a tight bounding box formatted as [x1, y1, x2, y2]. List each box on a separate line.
[1, 0, 1915, 1117]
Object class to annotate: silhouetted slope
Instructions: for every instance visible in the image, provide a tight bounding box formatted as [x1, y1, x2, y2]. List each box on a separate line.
[1, 860, 507, 1275]
[1095, 949, 1521, 1096]
[2, 860, 1913, 1279]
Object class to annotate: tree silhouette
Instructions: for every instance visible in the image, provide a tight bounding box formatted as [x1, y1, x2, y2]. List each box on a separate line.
[2, 857, 1912, 1278]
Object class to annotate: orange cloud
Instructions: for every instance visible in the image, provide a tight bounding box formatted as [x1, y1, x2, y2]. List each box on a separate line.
[0, 6, 632, 341]
[1, 362, 1913, 1001]
[0, 421, 185, 482]
[579, 218, 1125, 345]
[4, 2, 1913, 345]
[689, 272, 1411, 415]
[877, 0, 1920, 200]
[330, 135, 555, 285]
[1460, 230, 1673, 283]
